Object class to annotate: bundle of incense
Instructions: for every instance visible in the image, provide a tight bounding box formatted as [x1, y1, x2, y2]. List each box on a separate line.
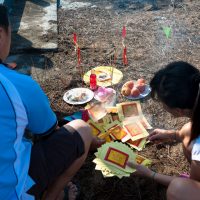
[122, 26, 128, 66]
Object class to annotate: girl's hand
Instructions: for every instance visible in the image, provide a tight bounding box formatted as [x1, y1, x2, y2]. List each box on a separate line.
[148, 128, 176, 143]
[127, 162, 153, 178]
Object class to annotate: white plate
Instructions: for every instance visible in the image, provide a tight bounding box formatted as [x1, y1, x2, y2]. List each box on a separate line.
[63, 88, 94, 105]
[124, 85, 151, 100]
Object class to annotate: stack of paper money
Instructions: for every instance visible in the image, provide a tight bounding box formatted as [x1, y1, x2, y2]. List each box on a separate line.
[93, 141, 151, 178]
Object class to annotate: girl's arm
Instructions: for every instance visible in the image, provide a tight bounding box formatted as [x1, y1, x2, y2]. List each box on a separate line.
[149, 122, 192, 143]
[151, 172, 176, 186]
[190, 161, 200, 181]
[128, 162, 176, 186]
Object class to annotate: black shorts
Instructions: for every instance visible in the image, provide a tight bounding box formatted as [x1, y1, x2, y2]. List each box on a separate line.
[28, 125, 85, 198]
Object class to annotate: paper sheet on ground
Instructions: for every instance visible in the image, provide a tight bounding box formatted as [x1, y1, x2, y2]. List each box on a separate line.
[127, 138, 147, 151]
[87, 119, 112, 142]
[117, 101, 143, 121]
[123, 120, 149, 142]
[87, 102, 107, 122]
[87, 120, 105, 136]
[86, 101, 152, 148]
[105, 121, 128, 141]
[163, 26, 172, 39]
[123, 115, 152, 130]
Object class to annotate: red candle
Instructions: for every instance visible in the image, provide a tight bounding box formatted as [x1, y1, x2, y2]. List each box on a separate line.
[90, 70, 97, 90]
[82, 110, 89, 122]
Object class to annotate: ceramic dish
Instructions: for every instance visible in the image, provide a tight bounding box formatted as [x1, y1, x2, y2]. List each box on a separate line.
[63, 88, 94, 105]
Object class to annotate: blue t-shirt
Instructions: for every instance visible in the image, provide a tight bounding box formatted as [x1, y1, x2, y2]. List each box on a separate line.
[0, 64, 57, 199]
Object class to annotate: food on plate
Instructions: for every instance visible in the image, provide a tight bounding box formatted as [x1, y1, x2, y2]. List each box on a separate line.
[96, 71, 111, 82]
[95, 87, 114, 102]
[123, 80, 134, 89]
[121, 87, 131, 96]
[136, 83, 145, 93]
[121, 78, 147, 98]
[131, 87, 140, 97]
[137, 78, 145, 85]
[68, 92, 87, 102]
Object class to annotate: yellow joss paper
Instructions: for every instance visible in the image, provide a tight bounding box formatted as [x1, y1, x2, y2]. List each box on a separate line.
[117, 101, 143, 121]
[87, 102, 107, 122]
[106, 106, 118, 113]
[93, 141, 152, 178]
[102, 114, 113, 125]
[127, 138, 147, 151]
[124, 115, 152, 130]
[96, 142, 136, 173]
[139, 116, 152, 129]
[104, 135, 113, 142]
[123, 120, 149, 142]
[87, 120, 105, 137]
[104, 120, 121, 131]
[110, 113, 120, 122]
[98, 132, 113, 142]
[105, 148, 128, 168]
[108, 124, 128, 141]
[135, 154, 151, 166]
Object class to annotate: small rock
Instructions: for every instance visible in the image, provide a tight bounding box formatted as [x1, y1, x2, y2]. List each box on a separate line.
[143, 5, 153, 11]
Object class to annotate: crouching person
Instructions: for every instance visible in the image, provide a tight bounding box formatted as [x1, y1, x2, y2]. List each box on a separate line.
[0, 5, 104, 200]
[128, 61, 200, 200]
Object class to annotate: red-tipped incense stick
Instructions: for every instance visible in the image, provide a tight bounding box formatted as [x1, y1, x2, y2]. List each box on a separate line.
[73, 33, 77, 45]
[123, 46, 128, 65]
[122, 26, 126, 39]
[77, 47, 81, 65]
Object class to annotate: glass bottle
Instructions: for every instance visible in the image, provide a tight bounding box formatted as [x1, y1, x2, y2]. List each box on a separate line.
[90, 69, 97, 90]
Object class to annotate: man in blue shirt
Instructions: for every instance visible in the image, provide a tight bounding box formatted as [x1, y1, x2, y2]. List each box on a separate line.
[0, 5, 104, 200]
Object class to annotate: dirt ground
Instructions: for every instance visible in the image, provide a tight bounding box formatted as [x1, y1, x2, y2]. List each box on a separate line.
[38, 0, 199, 199]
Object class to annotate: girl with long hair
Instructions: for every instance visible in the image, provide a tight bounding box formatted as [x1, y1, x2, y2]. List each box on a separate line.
[129, 61, 200, 200]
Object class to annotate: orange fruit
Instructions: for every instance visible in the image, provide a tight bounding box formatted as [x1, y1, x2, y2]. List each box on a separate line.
[124, 81, 134, 89]
[131, 87, 140, 97]
[137, 78, 145, 85]
[136, 83, 146, 93]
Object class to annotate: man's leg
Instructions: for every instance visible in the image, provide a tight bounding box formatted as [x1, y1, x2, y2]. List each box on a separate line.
[44, 119, 99, 200]
[167, 177, 200, 200]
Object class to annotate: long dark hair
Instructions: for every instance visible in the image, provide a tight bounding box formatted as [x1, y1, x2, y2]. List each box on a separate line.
[150, 61, 200, 143]
[0, 4, 9, 32]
